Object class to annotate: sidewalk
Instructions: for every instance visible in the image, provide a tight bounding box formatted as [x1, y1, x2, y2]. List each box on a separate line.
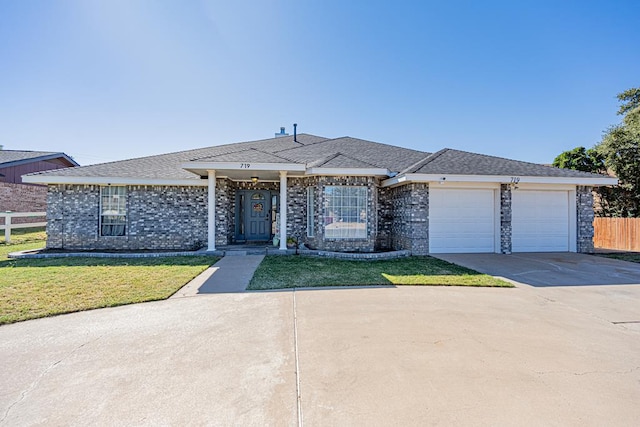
[171, 255, 264, 297]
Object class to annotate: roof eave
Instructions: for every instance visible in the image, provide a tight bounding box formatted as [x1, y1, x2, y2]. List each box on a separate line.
[382, 173, 619, 187]
[21, 175, 207, 186]
[181, 161, 306, 176]
[0, 153, 79, 169]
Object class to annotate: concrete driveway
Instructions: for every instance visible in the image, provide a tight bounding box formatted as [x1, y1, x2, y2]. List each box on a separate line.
[434, 252, 640, 330]
[433, 252, 640, 287]
[2, 279, 640, 425]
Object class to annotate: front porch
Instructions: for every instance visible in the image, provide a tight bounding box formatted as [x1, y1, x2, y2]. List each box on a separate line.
[181, 159, 388, 254]
[181, 158, 307, 252]
[203, 169, 296, 252]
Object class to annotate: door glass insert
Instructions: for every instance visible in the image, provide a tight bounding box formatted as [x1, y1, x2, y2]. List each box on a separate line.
[251, 192, 265, 200]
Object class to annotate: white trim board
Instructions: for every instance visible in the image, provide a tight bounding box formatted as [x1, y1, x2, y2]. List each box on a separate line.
[182, 162, 306, 172]
[382, 173, 618, 187]
[22, 175, 209, 186]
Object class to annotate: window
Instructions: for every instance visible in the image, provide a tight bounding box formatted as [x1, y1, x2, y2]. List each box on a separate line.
[307, 187, 315, 237]
[100, 186, 126, 236]
[323, 186, 367, 239]
[271, 194, 278, 235]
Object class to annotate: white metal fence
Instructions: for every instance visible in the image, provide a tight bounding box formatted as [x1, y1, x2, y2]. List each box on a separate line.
[0, 212, 46, 243]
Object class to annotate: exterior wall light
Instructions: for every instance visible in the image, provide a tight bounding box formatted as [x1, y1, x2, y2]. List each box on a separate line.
[251, 176, 259, 184]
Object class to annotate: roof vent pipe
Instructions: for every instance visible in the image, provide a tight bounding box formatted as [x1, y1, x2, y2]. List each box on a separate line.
[293, 123, 298, 143]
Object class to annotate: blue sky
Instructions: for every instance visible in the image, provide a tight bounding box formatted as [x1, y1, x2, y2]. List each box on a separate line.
[1, 0, 639, 166]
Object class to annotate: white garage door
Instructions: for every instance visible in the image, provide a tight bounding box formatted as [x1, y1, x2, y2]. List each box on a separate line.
[429, 188, 496, 253]
[512, 191, 570, 252]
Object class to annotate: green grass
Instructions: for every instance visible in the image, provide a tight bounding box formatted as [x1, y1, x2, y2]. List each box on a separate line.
[0, 226, 46, 245]
[0, 241, 45, 260]
[1, 226, 47, 259]
[595, 253, 640, 263]
[0, 240, 218, 325]
[248, 256, 512, 290]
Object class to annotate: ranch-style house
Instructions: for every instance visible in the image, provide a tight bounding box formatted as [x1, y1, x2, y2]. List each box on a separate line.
[24, 129, 616, 254]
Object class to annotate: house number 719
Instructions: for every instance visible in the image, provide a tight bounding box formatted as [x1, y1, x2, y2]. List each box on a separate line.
[240, 163, 251, 168]
[510, 177, 520, 184]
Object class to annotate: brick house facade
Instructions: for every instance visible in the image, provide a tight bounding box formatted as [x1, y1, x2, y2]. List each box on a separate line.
[24, 133, 616, 254]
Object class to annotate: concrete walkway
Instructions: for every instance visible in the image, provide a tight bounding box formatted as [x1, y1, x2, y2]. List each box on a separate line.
[171, 255, 264, 297]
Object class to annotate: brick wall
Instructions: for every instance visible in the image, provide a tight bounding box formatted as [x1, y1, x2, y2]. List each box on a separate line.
[46, 185, 99, 249]
[500, 184, 512, 254]
[377, 186, 393, 250]
[577, 185, 595, 253]
[47, 184, 208, 250]
[384, 183, 429, 255]
[0, 182, 47, 225]
[47, 179, 413, 253]
[44, 181, 597, 254]
[304, 176, 379, 252]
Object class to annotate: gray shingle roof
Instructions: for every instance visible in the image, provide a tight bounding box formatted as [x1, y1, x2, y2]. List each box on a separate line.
[26, 134, 427, 180]
[307, 153, 381, 169]
[408, 148, 606, 178]
[25, 134, 328, 180]
[0, 150, 77, 167]
[24, 135, 607, 182]
[273, 137, 428, 172]
[196, 148, 294, 163]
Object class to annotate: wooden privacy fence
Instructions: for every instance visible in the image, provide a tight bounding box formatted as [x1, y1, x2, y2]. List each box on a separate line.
[593, 217, 640, 251]
[0, 212, 46, 244]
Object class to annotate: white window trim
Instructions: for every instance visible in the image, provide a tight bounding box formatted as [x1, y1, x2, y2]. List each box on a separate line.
[307, 187, 315, 237]
[323, 185, 368, 240]
[99, 186, 127, 237]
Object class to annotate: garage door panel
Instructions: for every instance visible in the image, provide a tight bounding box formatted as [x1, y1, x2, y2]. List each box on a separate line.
[429, 189, 496, 254]
[512, 191, 570, 252]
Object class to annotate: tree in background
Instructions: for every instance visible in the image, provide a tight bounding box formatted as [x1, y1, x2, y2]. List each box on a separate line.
[598, 88, 640, 217]
[554, 87, 640, 217]
[552, 146, 605, 174]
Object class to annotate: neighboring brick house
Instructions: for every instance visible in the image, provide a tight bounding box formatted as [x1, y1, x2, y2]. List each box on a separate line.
[23, 132, 616, 254]
[0, 150, 78, 223]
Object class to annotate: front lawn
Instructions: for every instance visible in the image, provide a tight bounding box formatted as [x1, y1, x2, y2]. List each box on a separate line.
[0, 226, 46, 245]
[248, 256, 511, 290]
[0, 242, 217, 324]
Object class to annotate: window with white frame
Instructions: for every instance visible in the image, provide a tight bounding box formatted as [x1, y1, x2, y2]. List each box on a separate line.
[307, 187, 315, 237]
[323, 186, 367, 239]
[100, 186, 127, 236]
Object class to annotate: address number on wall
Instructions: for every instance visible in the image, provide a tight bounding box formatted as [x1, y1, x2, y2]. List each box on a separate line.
[240, 163, 251, 168]
[510, 177, 520, 184]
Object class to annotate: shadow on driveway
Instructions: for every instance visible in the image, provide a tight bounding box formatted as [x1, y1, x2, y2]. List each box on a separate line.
[432, 252, 640, 287]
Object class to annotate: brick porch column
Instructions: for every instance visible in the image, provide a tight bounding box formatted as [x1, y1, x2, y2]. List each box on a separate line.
[208, 170, 216, 251]
[279, 171, 287, 250]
